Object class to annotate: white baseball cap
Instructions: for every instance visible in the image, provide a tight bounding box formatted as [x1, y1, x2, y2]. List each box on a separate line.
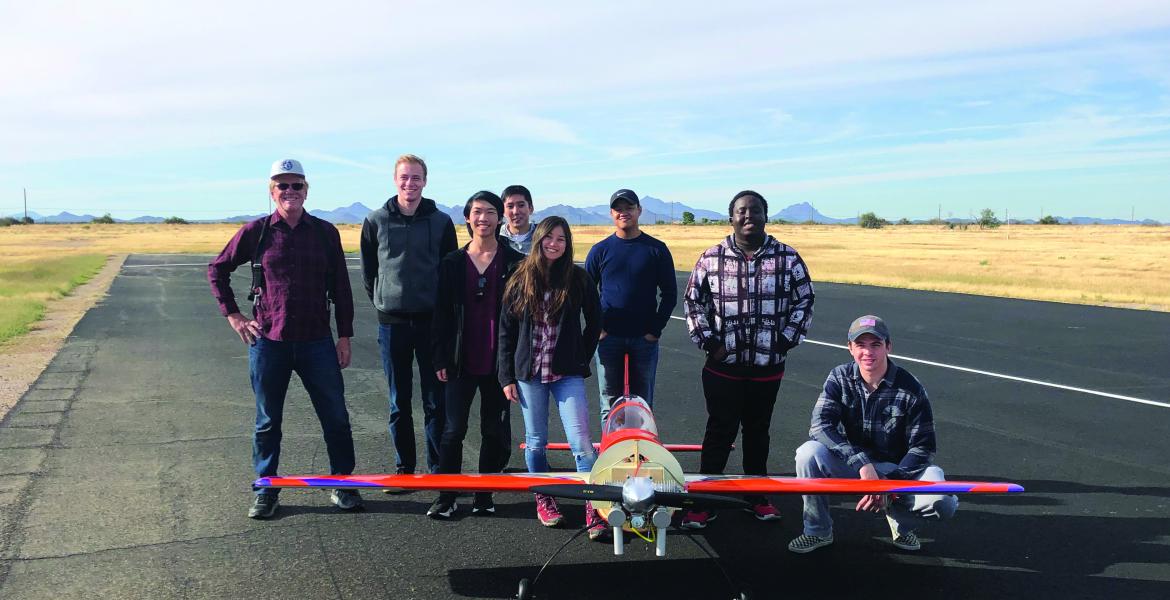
[270, 158, 305, 179]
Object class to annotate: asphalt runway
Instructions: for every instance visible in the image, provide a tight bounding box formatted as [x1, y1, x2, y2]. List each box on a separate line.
[1, 253, 1168, 599]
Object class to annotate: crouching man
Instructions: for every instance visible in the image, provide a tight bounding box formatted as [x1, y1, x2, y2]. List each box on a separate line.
[789, 315, 957, 553]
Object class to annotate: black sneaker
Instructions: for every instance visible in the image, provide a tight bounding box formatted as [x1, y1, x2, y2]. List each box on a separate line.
[471, 493, 495, 515]
[248, 494, 279, 519]
[427, 494, 458, 519]
[330, 489, 364, 511]
[383, 467, 414, 494]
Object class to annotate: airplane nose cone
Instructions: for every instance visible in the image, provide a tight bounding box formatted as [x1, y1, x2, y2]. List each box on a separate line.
[622, 477, 656, 513]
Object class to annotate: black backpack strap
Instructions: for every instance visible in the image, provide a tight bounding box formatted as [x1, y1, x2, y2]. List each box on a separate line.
[246, 216, 270, 303]
[307, 215, 337, 305]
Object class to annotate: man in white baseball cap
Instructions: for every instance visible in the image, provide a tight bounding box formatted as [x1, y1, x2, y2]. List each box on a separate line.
[208, 158, 362, 519]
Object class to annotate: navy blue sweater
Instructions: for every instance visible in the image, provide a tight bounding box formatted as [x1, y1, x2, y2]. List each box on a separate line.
[584, 232, 677, 338]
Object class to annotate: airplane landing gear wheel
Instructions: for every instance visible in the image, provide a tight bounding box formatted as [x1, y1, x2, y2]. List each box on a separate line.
[517, 578, 533, 600]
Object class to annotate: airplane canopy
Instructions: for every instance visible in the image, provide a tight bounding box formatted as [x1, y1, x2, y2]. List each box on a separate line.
[602, 396, 658, 439]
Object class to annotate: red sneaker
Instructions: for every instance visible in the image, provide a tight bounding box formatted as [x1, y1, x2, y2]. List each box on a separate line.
[746, 501, 782, 522]
[585, 501, 609, 541]
[534, 493, 563, 527]
[679, 509, 717, 529]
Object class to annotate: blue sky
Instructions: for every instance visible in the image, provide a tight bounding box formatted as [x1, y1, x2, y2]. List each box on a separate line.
[2, 0, 1169, 221]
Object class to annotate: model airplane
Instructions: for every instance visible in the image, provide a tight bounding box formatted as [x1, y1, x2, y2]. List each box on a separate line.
[257, 395, 1022, 599]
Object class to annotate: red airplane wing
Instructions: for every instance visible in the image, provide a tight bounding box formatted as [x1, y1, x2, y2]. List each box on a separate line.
[685, 475, 1023, 495]
[256, 472, 589, 492]
[524, 442, 706, 452]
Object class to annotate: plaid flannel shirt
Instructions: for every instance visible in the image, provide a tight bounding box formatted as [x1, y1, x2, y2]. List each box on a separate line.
[683, 235, 814, 368]
[530, 297, 562, 384]
[809, 359, 937, 479]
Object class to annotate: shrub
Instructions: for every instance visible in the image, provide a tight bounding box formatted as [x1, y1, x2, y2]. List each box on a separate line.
[859, 212, 884, 229]
[896, 218, 911, 225]
[1039, 215, 1060, 225]
[977, 208, 1000, 229]
[92, 213, 116, 224]
[0, 216, 17, 227]
[164, 216, 189, 224]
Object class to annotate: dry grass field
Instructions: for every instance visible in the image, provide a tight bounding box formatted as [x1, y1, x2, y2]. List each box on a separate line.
[2, 222, 1168, 312]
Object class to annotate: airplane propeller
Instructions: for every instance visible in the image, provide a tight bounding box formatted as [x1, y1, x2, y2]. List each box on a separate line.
[529, 484, 751, 510]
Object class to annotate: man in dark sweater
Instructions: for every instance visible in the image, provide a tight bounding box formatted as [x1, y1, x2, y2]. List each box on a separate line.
[584, 189, 677, 427]
[360, 154, 458, 476]
[427, 191, 526, 519]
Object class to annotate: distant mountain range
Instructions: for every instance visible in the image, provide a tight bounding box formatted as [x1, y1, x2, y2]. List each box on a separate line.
[7, 200, 1161, 226]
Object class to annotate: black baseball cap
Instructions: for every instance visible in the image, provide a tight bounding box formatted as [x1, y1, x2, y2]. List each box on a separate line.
[609, 189, 640, 208]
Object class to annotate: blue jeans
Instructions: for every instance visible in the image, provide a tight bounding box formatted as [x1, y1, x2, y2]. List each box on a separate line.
[378, 321, 444, 474]
[794, 440, 958, 537]
[250, 336, 355, 495]
[517, 376, 596, 473]
[595, 334, 660, 426]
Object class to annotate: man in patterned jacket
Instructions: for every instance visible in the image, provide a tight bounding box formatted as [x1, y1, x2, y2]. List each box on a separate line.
[787, 315, 957, 554]
[681, 189, 814, 529]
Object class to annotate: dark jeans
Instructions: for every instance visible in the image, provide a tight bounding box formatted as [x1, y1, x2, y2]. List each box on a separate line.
[595, 334, 660, 426]
[249, 336, 355, 495]
[699, 368, 783, 504]
[437, 373, 512, 479]
[378, 321, 445, 474]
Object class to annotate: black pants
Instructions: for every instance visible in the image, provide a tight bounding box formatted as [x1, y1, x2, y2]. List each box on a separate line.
[436, 373, 512, 481]
[699, 368, 783, 502]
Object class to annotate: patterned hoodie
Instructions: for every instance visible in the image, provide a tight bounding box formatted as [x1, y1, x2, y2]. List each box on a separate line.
[683, 235, 814, 376]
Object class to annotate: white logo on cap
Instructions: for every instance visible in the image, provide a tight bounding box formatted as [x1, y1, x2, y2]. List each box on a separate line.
[281, 160, 295, 171]
[859, 318, 876, 327]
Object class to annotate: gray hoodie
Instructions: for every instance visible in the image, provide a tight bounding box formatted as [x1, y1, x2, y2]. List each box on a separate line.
[499, 222, 536, 254]
[359, 196, 457, 323]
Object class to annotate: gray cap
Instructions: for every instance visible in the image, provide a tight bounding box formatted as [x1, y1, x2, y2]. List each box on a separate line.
[270, 158, 305, 179]
[847, 315, 890, 342]
[609, 188, 640, 208]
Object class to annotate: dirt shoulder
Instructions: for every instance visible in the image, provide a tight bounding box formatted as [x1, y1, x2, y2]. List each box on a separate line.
[0, 254, 126, 420]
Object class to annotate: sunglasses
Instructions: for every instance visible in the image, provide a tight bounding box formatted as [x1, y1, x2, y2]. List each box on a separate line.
[275, 182, 305, 191]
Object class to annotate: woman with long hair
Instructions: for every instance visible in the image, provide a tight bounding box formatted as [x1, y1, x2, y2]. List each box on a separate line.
[497, 216, 605, 539]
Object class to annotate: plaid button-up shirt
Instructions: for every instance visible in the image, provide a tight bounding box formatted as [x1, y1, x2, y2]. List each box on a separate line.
[684, 235, 814, 369]
[530, 296, 562, 383]
[809, 359, 937, 479]
[208, 213, 354, 342]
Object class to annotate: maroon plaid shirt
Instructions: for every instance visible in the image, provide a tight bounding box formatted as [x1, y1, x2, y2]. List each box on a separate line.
[530, 295, 562, 383]
[208, 213, 354, 342]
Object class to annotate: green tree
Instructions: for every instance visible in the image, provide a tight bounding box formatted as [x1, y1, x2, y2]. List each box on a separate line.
[859, 212, 884, 229]
[896, 218, 911, 225]
[164, 216, 189, 224]
[1038, 215, 1060, 225]
[681, 211, 695, 225]
[978, 208, 1001, 229]
[92, 213, 116, 224]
